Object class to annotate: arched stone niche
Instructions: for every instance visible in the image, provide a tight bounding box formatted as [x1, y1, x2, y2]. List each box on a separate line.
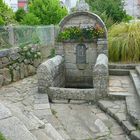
[76, 44, 86, 64]
[59, 12, 107, 35]
[56, 11, 108, 88]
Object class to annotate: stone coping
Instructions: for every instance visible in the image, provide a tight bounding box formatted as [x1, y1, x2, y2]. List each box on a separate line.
[48, 87, 97, 101]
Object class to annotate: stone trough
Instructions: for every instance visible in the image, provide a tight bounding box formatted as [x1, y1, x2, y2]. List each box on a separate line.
[37, 0, 109, 101]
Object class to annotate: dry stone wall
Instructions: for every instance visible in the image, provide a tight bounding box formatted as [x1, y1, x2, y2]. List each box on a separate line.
[0, 45, 42, 88]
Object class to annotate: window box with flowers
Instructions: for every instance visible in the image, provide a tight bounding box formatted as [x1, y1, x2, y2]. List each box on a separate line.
[57, 24, 105, 42]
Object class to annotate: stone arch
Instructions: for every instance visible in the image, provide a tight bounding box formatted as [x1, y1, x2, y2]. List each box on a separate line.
[59, 11, 107, 37]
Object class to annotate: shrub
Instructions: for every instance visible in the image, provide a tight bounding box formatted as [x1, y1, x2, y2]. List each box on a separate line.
[0, 0, 15, 25]
[108, 22, 140, 62]
[86, 0, 132, 28]
[15, 8, 26, 23]
[23, 0, 68, 25]
[21, 13, 40, 25]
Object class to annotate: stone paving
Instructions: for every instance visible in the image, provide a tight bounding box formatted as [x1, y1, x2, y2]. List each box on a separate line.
[0, 75, 138, 140]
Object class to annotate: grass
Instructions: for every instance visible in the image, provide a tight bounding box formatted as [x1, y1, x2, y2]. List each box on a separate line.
[108, 22, 140, 63]
[0, 132, 7, 140]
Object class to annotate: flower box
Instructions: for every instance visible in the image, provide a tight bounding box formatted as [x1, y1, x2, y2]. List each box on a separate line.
[57, 25, 105, 42]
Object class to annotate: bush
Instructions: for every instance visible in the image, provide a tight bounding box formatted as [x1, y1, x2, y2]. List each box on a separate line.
[86, 0, 132, 28]
[108, 22, 140, 62]
[21, 13, 40, 25]
[0, 0, 15, 25]
[15, 8, 26, 23]
[22, 0, 68, 25]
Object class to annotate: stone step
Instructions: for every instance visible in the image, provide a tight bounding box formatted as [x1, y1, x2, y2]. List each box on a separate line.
[136, 66, 140, 77]
[31, 129, 53, 140]
[51, 103, 112, 140]
[109, 63, 137, 70]
[5, 104, 45, 131]
[0, 103, 37, 140]
[126, 94, 140, 129]
[43, 123, 65, 140]
[130, 70, 140, 100]
[98, 100, 138, 139]
[40, 113, 71, 140]
[0, 116, 38, 140]
[4, 103, 67, 140]
[109, 69, 130, 76]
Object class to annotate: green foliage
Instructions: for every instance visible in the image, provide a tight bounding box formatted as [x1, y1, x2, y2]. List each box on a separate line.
[97, 11, 115, 29]
[57, 25, 105, 42]
[0, 0, 15, 25]
[49, 48, 55, 58]
[0, 132, 7, 140]
[86, 0, 132, 28]
[0, 27, 12, 50]
[108, 22, 140, 62]
[0, 16, 4, 25]
[20, 46, 41, 60]
[22, 0, 68, 25]
[21, 13, 40, 25]
[15, 8, 26, 23]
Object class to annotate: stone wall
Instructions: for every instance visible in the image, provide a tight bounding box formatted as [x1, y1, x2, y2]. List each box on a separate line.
[37, 55, 65, 93]
[0, 45, 42, 88]
[64, 42, 97, 88]
[55, 39, 108, 88]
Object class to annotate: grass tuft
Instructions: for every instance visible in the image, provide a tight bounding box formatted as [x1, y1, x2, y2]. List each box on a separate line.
[108, 22, 140, 63]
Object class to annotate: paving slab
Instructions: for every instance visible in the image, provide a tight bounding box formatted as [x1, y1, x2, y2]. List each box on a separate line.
[0, 116, 37, 140]
[0, 103, 12, 120]
[51, 103, 126, 140]
[130, 131, 140, 140]
[5, 103, 45, 130]
[31, 129, 53, 140]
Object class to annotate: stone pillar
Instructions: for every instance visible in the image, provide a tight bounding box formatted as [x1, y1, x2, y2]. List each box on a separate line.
[93, 54, 109, 98]
[97, 38, 108, 56]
